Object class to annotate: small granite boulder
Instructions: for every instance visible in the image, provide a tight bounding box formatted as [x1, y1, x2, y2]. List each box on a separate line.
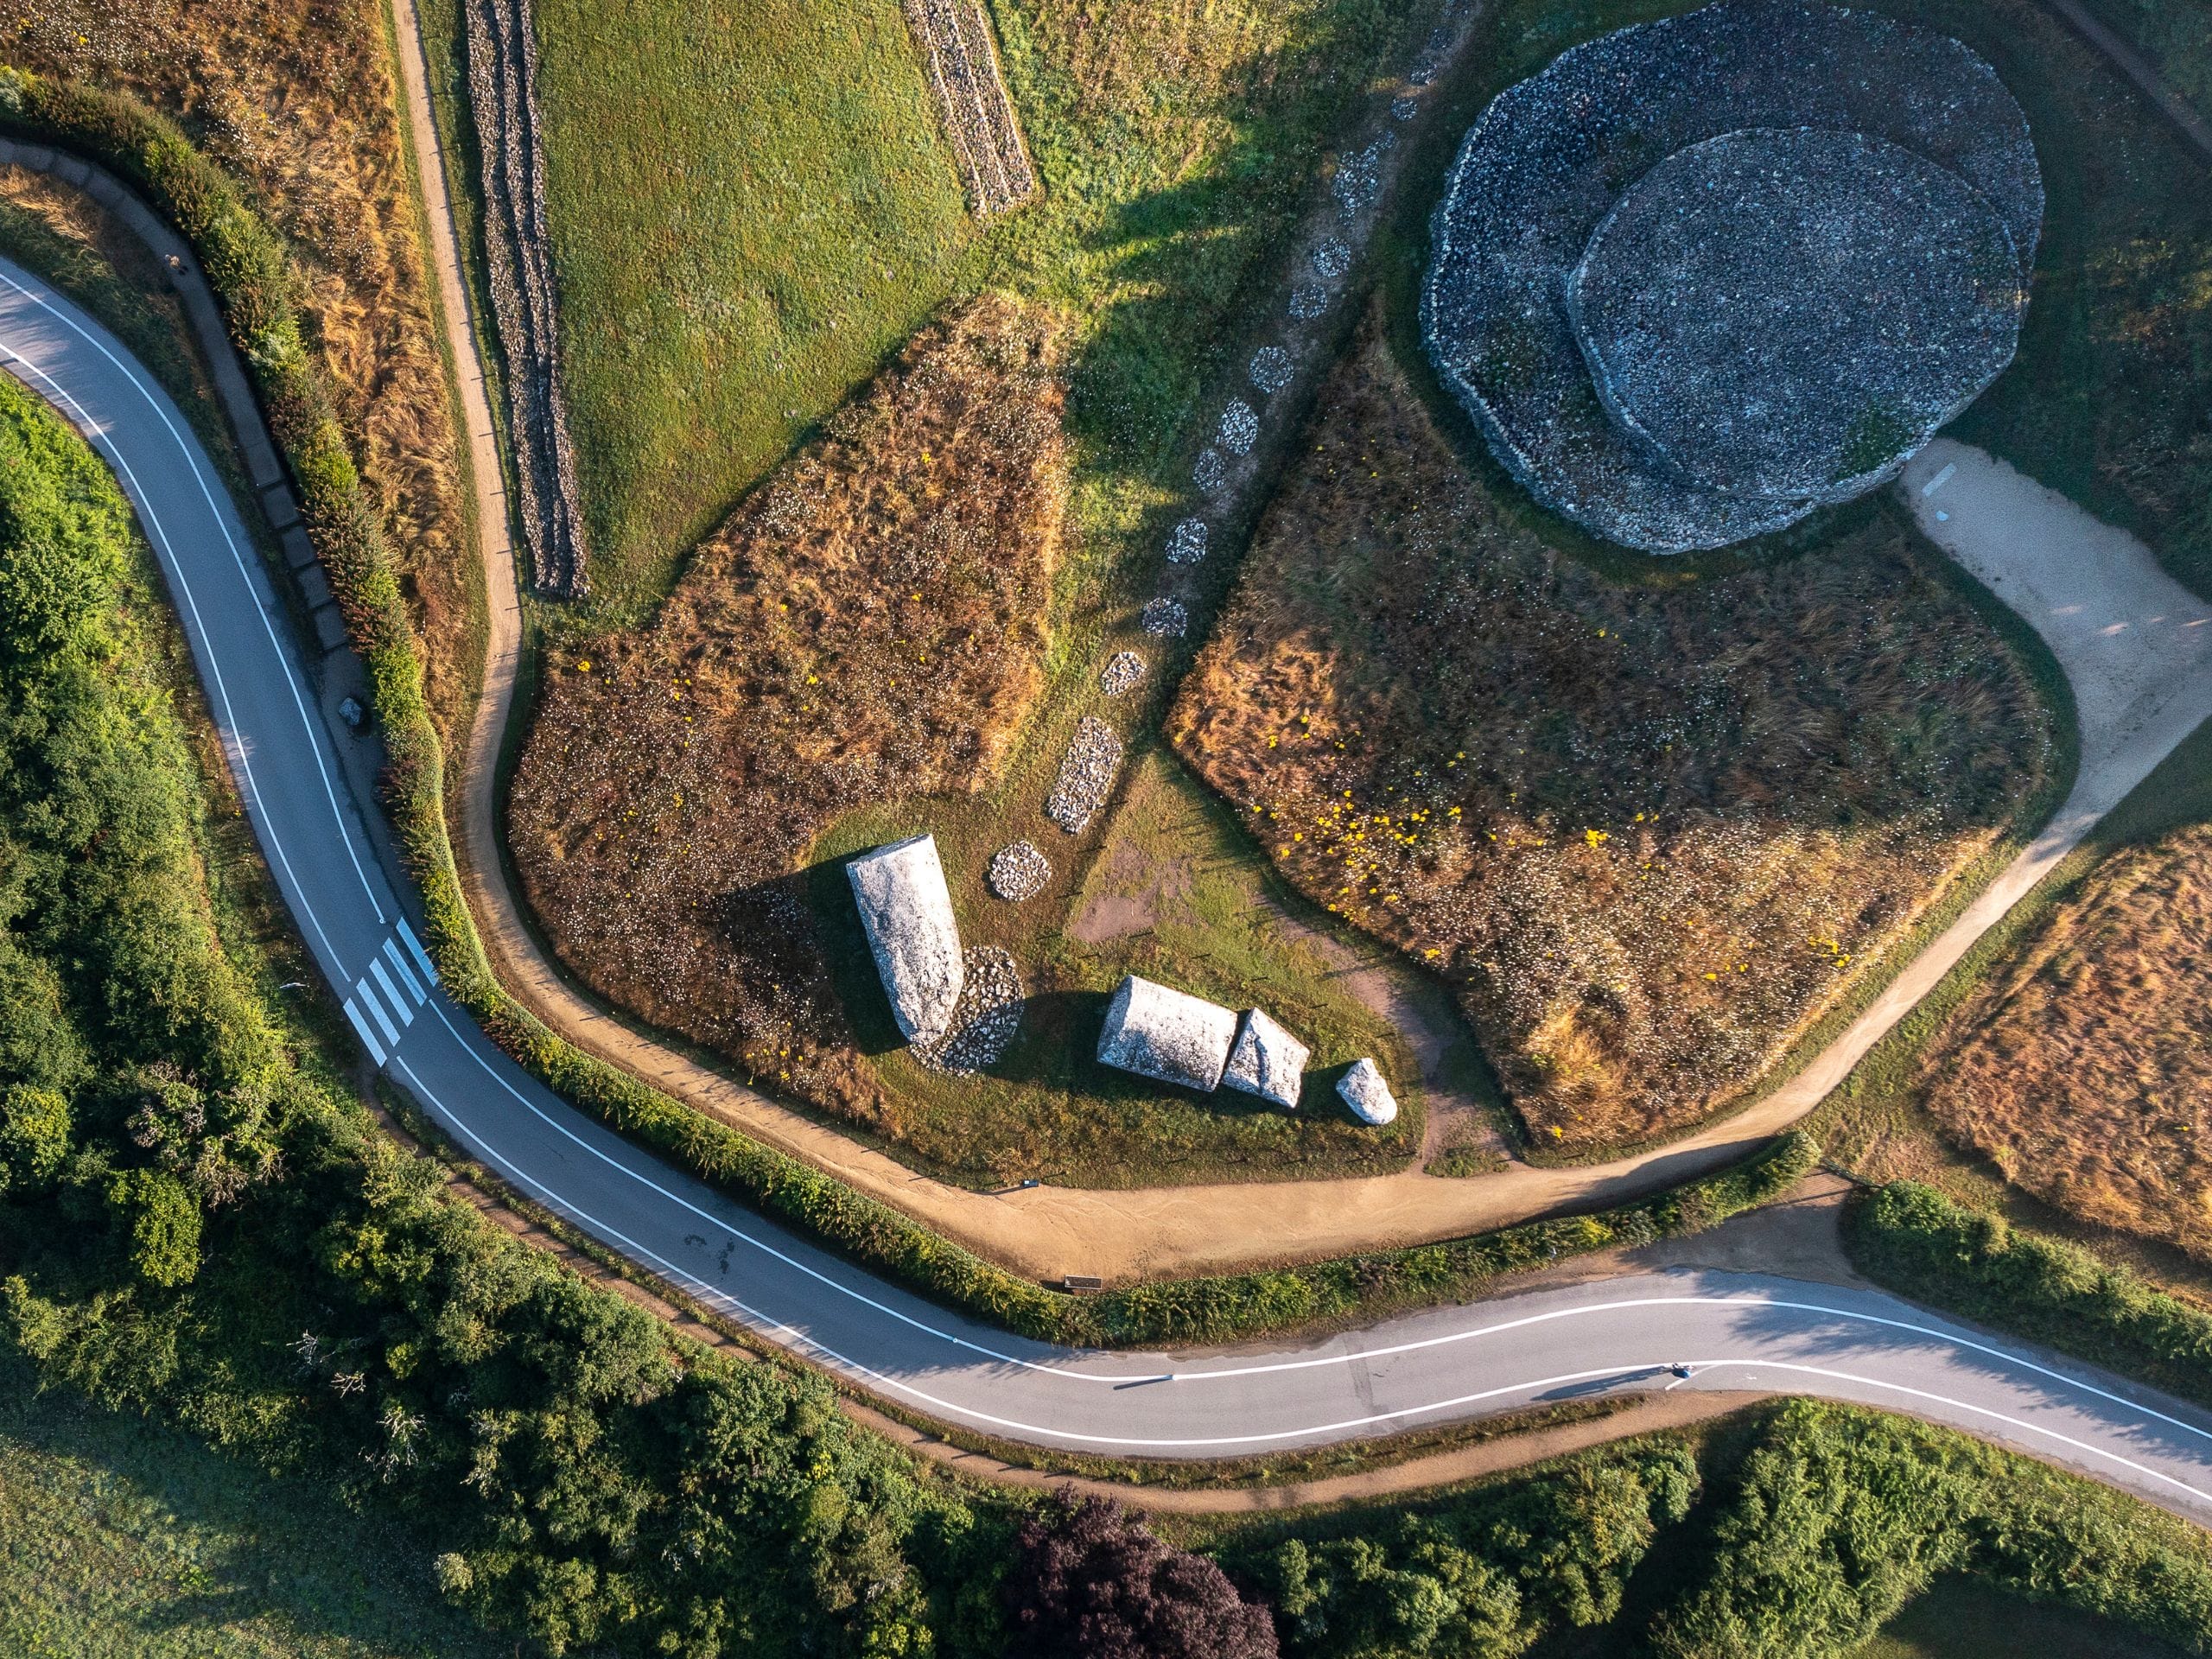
[1097, 976, 1237, 1093]
[847, 835, 965, 1043]
[1223, 1009, 1309, 1109]
[1337, 1058, 1399, 1126]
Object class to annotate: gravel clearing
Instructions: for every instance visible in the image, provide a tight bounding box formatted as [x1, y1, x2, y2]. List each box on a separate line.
[987, 840, 1051, 900]
[912, 947, 1026, 1074]
[1046, 715, 1123, 833]
[1218, 400, 1259, 455]
[1250, 346, 1294, 396]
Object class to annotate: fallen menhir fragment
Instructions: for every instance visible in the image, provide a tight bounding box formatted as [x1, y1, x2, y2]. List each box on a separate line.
[1337, 1058, 1399, 1125]
[847, 835, 965, 1043]
[1222, 1008, 1310, 1109]
[1097, 976, 1238, 1093]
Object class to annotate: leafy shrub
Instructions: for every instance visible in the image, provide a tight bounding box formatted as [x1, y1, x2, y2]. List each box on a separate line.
[1220, 1439, 1699, 1658]
[1005, 1494, 1278, 1658]
[1846, 1180, 2212, 1412]
[1651, 1400, 2212, 1658]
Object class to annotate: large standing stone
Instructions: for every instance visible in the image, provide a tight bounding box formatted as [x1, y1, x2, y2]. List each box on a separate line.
[847, 835, 965, 1043]
[1337, 1058, 1399, 1126]
[1223, 1009, 1310, 1109]
[1096, 976, 1237, 1093]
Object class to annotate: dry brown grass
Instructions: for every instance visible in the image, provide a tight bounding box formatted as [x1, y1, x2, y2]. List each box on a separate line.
[508, 296, 1065, 1110]
[1171, 327, 2052, 1154]
[14, 0, 476, 737]
[1917, 826, 2212, 1260]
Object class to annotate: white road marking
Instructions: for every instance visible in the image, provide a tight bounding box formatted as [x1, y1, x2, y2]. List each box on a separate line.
[384, 938, 427, 1004]
[397, 918, 439, 984]
[356, 976, 402, 1046]
[370, 957, 413, 1026]
[344, 998, 388, 1066]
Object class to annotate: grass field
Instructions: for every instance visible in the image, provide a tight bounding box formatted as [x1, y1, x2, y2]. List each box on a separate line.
[0, 1356, 503, 1659]
[1859, 1577, 2192, 1659]
[1173, 324, 2056, 1154]
[814, 744, 1424, 1187]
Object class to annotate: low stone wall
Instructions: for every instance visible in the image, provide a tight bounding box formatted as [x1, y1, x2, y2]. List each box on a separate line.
[901, 0, 1037, 219]
[463, 0, 590, 596]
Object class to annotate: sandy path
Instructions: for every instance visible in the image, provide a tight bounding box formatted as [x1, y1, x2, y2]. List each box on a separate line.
[395, 0, 2212, 1286]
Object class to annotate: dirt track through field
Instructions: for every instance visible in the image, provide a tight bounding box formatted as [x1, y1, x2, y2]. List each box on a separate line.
[397, 0, 2212, 1287]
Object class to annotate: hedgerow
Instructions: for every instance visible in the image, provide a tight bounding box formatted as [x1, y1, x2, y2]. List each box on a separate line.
[1845, 1180, 2212, 1414]
[1652, 1399, 2212, 1657]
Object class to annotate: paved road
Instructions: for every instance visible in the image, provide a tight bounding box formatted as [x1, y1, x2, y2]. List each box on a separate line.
[9, 251, 2212, 1523]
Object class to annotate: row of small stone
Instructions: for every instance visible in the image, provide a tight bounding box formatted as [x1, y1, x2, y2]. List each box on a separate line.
[993, 10, 1468, 901]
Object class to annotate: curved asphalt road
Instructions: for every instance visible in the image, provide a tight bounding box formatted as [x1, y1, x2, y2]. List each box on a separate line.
[9, 251, 2212, 1522]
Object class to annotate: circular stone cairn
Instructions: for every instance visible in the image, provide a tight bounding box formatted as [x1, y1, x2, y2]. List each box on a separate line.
[1422, 0, 2041, 553]
[1569, 128, 2024, 503]
[988, 840, 1051, 901]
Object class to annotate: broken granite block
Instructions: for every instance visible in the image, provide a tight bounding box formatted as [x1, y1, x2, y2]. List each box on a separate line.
[1096, 975, 1237, 1093]
[1223, 1008, 1310, 1109]
[1337, 1057, 1399, 1125]
[846, 834, 964, 1043]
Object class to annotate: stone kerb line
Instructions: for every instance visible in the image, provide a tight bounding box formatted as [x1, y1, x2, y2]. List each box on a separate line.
[901, 0, 1038, 219]
[463, 0, 591, 596]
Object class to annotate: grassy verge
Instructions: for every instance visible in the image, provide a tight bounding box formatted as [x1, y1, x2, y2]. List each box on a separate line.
[1861, 1578, 2192, 1659]
[0, 1356, 503, 1659]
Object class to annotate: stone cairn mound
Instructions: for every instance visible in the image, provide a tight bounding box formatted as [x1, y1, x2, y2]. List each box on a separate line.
[899, 0, 1038, 218]
[1099, 651, 1146, 697]
[1045, 715, 1122, 833]
[987, 839, 1051, 901]
[463, 0, 591, 596]
[913, 947, 1026, 1074]
[1422, 0, 2041, 553]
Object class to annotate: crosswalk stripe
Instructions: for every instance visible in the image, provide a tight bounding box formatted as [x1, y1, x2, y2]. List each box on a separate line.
[383, 938, 426, 1004]
[397, 918, 440, 985]
[370, 957, 414, 1026]
[355, 976, 401, 1046]
[343, 996, 388, 1065]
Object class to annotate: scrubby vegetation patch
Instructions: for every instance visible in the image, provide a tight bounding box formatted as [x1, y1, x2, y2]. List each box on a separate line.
[1913, 827, 2212, 1260]
[508, 296, 1065, 1103]
[1174, 332, 2052, 1151]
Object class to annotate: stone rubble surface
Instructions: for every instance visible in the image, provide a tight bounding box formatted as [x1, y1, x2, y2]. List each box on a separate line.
[1100, 651, 1147, 696]
[913, 946, 1025, 1074]
[1046, 715, 1122, 833]
[987, 840, 1051, 901]
[1422, 0, 2042, 553]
